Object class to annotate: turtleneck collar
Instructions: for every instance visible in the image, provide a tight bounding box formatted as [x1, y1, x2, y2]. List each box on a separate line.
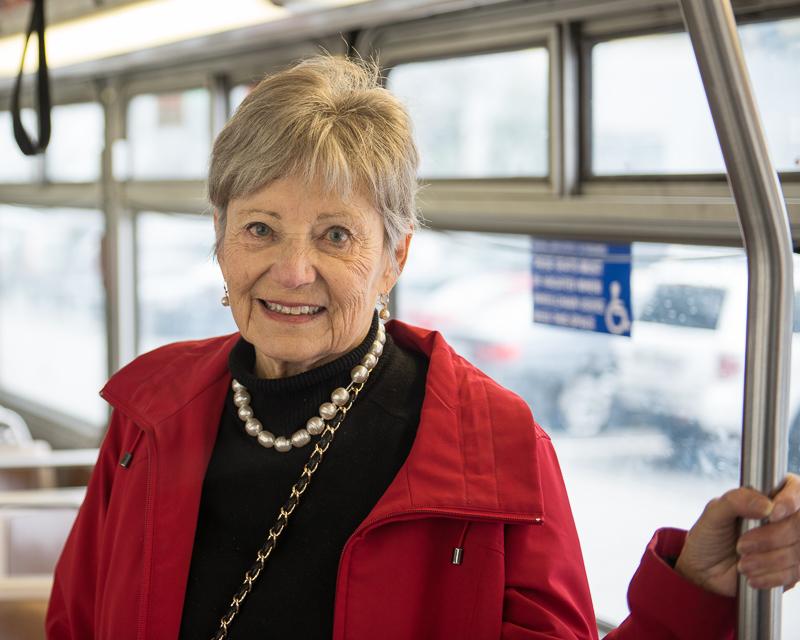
[227, 312, 381, 396]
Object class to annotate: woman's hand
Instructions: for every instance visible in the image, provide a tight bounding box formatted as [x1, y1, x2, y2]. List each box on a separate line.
[674, 473, 800, 597]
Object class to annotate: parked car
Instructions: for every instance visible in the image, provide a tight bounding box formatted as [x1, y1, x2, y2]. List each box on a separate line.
[613, 255, 800, 472]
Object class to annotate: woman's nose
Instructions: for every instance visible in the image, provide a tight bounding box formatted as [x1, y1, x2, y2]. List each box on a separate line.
[269, 243, 317, 289]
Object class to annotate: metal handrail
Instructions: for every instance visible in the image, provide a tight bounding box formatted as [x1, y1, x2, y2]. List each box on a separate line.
[678, 1, 795, 638]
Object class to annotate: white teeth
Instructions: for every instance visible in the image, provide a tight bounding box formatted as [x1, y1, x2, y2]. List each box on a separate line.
[264, 301, 321, 316]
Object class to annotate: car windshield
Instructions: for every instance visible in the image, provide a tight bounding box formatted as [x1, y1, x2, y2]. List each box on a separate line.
[639, 284, 725, 329]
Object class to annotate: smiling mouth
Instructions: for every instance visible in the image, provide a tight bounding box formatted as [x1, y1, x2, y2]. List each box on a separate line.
[259, 299, 325, 316]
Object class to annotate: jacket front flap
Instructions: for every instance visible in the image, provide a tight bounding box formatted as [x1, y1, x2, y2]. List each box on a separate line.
[364, 321, 545, 525]
[100, 333, 239, 431]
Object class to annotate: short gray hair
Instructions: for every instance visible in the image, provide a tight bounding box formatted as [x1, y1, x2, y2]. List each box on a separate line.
[208, 55, 420, 271]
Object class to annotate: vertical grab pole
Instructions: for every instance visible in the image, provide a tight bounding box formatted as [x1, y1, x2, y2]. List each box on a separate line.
[677, 1, 794, 638]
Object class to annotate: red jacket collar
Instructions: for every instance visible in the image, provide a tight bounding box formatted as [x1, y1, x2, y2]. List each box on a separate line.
[101, 321, 544, 522]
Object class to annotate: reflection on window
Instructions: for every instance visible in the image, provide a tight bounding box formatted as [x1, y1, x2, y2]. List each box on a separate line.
[127, 89, 210, 179]
[397, 230, 800, 631]
[388, 49, 549, 178]
[640, 284, 725, 329]
[0, 110, 40, 182]
[137, 212, 237, 354]
[592, 17, 800, 174]
[46, 103, 104, 182]
[0, 206, 106, 425]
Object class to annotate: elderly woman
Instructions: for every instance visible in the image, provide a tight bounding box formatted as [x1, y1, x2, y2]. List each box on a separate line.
[47, 56, 800, 640]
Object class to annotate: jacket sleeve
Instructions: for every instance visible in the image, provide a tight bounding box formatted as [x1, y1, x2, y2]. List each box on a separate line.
[607, 528, 736, 640]
[502, 432, 736, 640]
[45, 410, 127, 639]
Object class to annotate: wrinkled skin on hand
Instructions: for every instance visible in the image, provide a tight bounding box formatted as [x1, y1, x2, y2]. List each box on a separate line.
[675, 473, 800, 597]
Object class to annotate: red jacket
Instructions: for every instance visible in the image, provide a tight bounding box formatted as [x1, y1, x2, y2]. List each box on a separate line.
[46, 321, 735, 639]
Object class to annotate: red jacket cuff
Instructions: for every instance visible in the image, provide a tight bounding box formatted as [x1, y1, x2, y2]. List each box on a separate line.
[625, 527, 736, 640]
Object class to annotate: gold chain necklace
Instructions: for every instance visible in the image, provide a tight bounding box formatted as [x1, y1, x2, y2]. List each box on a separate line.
[211, 325, 384, 640]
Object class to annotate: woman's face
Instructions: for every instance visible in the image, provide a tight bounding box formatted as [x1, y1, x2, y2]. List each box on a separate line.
[217, 175, 408, 378]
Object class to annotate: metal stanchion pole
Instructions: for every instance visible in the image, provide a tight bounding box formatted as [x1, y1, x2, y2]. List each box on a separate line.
[677, 1, 794, 638]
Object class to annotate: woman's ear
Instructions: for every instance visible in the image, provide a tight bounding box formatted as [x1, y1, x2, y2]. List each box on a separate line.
[382, 233, 413, 291]
[396, 233, 412, 274]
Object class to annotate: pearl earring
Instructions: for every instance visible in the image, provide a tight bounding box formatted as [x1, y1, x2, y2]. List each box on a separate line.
[378, 293, 391, 321]
[221, 284, 230, 307]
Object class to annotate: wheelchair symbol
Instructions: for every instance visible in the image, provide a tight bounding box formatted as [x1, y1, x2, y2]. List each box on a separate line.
[604, 281, 630, 335]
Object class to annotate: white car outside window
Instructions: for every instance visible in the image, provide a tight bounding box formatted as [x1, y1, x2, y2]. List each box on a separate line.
[614, 255, 800, 472]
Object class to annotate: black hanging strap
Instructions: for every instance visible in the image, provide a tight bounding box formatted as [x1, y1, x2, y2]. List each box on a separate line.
[11, 0, 51, 156]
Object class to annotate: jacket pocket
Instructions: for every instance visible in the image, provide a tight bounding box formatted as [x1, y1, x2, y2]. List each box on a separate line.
[337, 518, 506, 640]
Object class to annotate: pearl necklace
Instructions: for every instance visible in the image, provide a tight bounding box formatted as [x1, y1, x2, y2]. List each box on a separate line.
[231, 321, 386, 453]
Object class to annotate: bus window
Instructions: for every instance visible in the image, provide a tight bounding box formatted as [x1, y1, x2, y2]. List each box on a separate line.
[127, 88, 211, 180]
[0, 205, 106, 426]
[45, 103, 104, 183]
[136, 212, 236, 354]
[387, 48, 549, 179]
[592, 17, 800, 175]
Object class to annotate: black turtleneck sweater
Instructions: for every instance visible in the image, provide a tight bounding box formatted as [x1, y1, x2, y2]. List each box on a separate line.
[179, 315, 428, 639]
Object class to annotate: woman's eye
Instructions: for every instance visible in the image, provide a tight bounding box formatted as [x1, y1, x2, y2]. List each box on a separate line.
[246, 222, 272, 238]
[325, 227, 351, 245]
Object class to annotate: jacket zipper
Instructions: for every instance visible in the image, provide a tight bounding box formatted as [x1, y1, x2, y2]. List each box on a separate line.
[451, 521, 470, 565]
[136, 429, 155, 640]
[120, 429, 144, 468]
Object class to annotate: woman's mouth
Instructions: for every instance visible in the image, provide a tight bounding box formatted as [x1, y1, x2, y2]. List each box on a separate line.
[259, 299, 325, 317]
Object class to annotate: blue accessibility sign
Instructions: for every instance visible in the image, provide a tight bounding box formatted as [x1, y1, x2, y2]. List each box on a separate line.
[531, 239, 632, 336]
